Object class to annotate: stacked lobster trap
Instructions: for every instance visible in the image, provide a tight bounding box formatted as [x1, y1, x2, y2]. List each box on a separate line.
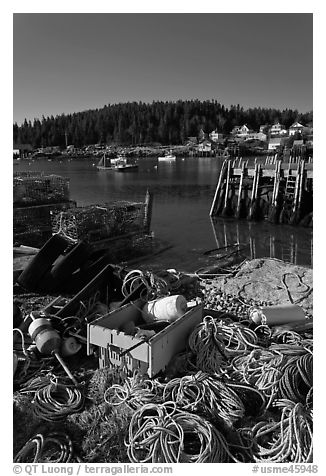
[51, 201, 147, 243]
[13, 172, 75, 246]
[50, 199, 153, 263]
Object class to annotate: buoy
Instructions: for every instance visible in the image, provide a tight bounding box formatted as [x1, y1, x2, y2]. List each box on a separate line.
[250, 304, 306, 326]
[28, 316, 78, 384]
[141, 295, 188, 323]
[28, 318, 61, 354]
[61, 337, 82, 357]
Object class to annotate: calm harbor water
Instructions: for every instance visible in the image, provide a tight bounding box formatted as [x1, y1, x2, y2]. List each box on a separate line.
[14, 156, 313, 271]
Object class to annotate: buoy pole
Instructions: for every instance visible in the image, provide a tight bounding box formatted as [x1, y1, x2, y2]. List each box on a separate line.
[53, 351, 78, 385]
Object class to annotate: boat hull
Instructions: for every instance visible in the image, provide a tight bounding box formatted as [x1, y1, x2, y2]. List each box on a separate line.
[158, 156, 176, 161]
[115, 165, 138, 172]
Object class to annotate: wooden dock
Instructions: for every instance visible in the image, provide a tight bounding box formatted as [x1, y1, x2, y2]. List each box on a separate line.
[210, 157, 313, 226]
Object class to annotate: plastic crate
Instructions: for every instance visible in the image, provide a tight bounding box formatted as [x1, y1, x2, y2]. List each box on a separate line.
[87, 301, 203, 377]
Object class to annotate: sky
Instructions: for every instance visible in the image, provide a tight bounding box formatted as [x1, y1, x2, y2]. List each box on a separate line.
[13, 12, 313, 125]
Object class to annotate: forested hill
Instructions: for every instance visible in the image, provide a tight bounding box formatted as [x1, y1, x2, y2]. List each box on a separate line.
[13, 100, 313, 148]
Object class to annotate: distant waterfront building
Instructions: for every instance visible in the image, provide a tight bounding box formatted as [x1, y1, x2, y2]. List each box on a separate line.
[259, 124, 269, 134]
[268, 137, 282, 150]
[198, 129, 207, 142]
[13, 143, 33, 158]
[289, 122, 304, 136]
[293, 139, 304, 148]
[245, 132, 267, 142]
[270, 123, 287, 136]
[209, 130, 223, 142]
[231, 124, 250, 138]
[197, 140, 213, 152]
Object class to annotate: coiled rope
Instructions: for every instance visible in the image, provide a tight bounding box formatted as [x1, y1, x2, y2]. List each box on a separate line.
[121, 269, 170, 301]
[125, 402, 237, 463]
[251, 399, 313, 463]
[32, 378, 84, 421]
[188, 316, 260, 374]
[14, 431, 74, 463]
[230, 342, 313, 409]
[188, 316, 226, 374]
[104, 372, 162, 411]
[162, 371, 245, 427]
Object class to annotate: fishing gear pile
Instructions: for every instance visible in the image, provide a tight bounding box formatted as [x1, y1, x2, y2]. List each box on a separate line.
[13, 259, 313, 464]
[125, 402, 237, 463]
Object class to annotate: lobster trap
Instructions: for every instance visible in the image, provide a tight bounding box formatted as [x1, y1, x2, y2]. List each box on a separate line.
[13, 201, 77, 247]
[13, 172, 70, 207]
[51, 201, 148, 244]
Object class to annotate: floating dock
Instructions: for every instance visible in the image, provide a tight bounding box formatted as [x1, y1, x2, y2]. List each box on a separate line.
[210, 157, 313, 226]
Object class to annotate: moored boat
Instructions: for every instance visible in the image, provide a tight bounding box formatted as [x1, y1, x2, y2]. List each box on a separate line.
[113, 156, 138, 172]
[97, 153, 113, 170]
[158, 149, 176, 161]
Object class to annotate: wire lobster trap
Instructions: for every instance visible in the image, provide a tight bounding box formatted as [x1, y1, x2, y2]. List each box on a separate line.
[13, 201, 77, 247]
[51, 201, 148, 244]
[13, 172, 70, 207]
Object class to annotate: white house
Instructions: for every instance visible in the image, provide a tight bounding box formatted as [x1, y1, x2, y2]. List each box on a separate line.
[289, 122, 304, 136]
[270, 123, 287, 136]
[198, 140, 212, 152]
[232, 124, 250, 138]
[209, 130, 223, 142]
[245, 132, 267, 142]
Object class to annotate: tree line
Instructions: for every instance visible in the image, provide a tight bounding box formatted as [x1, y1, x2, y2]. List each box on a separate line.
[13, 100, 313, 148]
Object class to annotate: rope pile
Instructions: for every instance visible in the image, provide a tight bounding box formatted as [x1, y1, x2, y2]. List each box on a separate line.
[104, 372, 162, 411]
[32, 380, 84, 421]
[162, 371, 245, 427]
[14, 431, 74, 463]
[230, 342, 313, 409]
[251, 399, 313, 463]
[188, 316, 227, 373]
[126, 402, 236, 463]
[188, 315, 260, 374]
[121, 269, 170, 301]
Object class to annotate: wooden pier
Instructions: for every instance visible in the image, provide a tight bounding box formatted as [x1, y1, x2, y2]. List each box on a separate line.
[210, 157, 313, 226]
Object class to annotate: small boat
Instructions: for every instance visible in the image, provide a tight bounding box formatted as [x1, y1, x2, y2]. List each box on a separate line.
[97, 153, 113, 170]
[110, 155, 125, 166]
[114, 162, 138, 172]
[158, 150, 176, 161]
[113, 156, 138, 172]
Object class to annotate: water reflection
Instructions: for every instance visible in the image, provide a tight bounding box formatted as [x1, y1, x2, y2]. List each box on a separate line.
[210, 218, 312, 267]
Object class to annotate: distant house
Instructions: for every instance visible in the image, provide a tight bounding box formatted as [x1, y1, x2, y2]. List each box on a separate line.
[198, 129, 207, 142]
[259, 124, 269, 134]
[293, 140, 304, 148]
[187, 136, 198, 144]
[13, 143, 33, 158]
[245, 132, 267, 142]
[268, 137, 282, 150]
[209, 130, 223, 142]
[198, 140, 212, 152]
[289, 122, 304, 136]
[270, 123, 287, 136]
[231, 124, 252, 139]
